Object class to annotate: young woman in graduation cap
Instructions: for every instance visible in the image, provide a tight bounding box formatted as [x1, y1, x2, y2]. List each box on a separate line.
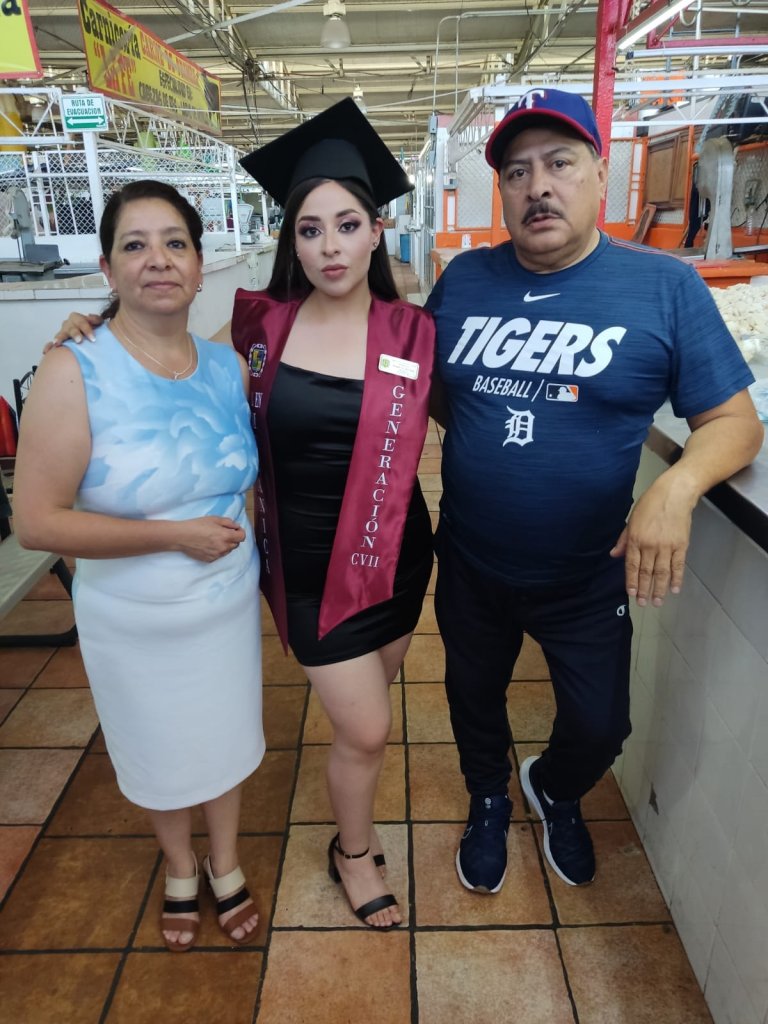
[51, 99, 435, 930]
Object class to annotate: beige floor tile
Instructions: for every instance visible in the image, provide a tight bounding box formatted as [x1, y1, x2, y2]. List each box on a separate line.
[403, 634, 444, 681]
[418, 457, 442, 475]
[0, 748, 81, 824]
[426, 561, 437, 595]
[515, 743, 629, 820]
[0, 953, 120, 1024]
[0, 688, 23, 724]
[303, 683, 403, 744]
[416, 930, 575, 1024]
[405, 683, 453, 743]
[291, 743, 405, 822]
[260, 596, 278, 635]
[419, 443, 442, 462]
[262, 635, 306, 684]
[408, 743, 524, 821]
[32, 644, 89, 688]
[0, 600, 75, 638]
[262, 684, 306, 749]
[540, 821, 671, 925]
[513, 635, 551, 679]
[47, 753, 149, 837]
[23, 573, 73, 601]
[418, 473, 442, 491]
[0, 824, 40, 899]
[412, 822, 551, 926]
[0, 647, 52, 687]
[560, 925, 714, 1024]
[0, 689, 98, 748]
[422, 490, 442, 511]
[507, 681, 556, 742]
[415, 594, 438, 633]
[429, 510, 439, 531]
[0, 837, 157, 949]
[257, 930, 410, 1024]
[133, 835, 281, 949]
[107, 951, 262, 1024]
[274, 823, 408, 928]
[89, 729, 107, 753]
[408, 742, 466, 820]
[234, 749, 297, 833]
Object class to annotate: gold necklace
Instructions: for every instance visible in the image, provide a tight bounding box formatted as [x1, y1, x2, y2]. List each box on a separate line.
[114, 323, 195, 380]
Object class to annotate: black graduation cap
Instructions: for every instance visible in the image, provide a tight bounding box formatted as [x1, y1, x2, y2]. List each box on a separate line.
[239, 98, 412, 208]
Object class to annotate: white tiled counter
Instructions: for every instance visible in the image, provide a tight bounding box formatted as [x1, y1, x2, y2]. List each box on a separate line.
[614, 401, 768, 1024]
[0, 244, 276, 403]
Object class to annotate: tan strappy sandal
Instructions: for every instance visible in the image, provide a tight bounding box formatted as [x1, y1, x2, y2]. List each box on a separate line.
[161, 856, 200, 952]
[203, 854, 258, 946]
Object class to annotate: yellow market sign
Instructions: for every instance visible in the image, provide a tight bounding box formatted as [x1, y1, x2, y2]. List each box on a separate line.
[77, 0, 222, 136]
[1, 0, 43, 79]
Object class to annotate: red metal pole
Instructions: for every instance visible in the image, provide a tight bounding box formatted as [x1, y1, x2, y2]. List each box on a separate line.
[592, 0, 630, 224]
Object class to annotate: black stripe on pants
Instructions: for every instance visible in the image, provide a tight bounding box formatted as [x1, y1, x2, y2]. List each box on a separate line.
[434, 531, 633, 802]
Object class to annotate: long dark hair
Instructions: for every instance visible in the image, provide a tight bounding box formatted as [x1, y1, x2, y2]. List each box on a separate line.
[99, 180, 203, 319]
[267, 177, 399, 302]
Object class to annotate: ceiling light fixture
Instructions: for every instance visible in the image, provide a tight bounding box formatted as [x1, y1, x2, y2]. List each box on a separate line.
[352, 83, 366, 114]
[617, 0, 696, 51]
[321, 0, 351, 50]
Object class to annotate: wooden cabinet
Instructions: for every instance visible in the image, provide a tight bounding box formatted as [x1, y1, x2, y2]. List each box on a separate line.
[645, 132, 689, 208]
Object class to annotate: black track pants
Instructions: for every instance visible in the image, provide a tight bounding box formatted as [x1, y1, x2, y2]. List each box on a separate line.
[434, 532, 633, 801]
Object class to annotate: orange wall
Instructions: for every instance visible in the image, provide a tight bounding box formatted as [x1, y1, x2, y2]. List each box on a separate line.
[434, 230, 492, 248]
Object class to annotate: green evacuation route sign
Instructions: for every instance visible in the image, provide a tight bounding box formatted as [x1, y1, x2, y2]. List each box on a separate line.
[61, 94, 108, 132]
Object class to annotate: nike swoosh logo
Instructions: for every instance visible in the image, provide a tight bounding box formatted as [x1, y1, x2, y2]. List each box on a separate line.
[523, 290, 560, 302]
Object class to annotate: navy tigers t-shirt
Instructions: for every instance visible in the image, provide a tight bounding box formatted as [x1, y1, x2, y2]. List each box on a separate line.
[425, 233, 754, 586]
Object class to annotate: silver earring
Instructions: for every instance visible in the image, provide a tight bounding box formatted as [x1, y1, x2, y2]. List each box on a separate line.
[108, 289, 118, 300]
[196, 283, 203, 293]
[372, 241, 379, 250]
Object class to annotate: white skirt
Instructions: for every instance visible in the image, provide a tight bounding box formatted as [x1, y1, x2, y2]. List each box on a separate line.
[74, 557, 264, 811]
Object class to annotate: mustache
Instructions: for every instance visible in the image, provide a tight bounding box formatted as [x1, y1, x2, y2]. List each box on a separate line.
[523, 202, 562, 224]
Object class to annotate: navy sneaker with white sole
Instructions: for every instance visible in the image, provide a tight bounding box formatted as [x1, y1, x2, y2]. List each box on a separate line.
[455, 793, 512, 894]
[520, 755, 595, 886]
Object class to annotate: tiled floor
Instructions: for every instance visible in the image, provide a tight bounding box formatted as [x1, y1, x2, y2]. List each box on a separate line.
[0, 261, 714, 1023]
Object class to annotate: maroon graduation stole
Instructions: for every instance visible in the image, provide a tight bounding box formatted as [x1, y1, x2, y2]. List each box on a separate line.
[231, 289, 435, 650]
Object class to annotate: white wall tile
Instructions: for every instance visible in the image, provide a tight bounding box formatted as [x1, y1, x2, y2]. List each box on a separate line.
[679, 780, 731, 922]
[618, 734, 651, 834]
[670, 569, 719, 682]
[700, 607, 766, 756]
[718, 533, 768, 662]
[642, 796, 682, 904]
[665, 647, 705, 776]
[733, 766, 768, 905]
[631, 441, 768, 1024]
[635, 605, 673, 699]
[695, 701, 749, 838]
[686, 499, 740, 602]
[646, 716, 694, 846]
[717, 855, 768, 1018]
[670, 864, 716, 991]
[706, 931, 763, 1024]
[750, 683, 768, 789]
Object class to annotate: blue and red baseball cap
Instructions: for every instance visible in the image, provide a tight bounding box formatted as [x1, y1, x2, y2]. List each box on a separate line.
[485, 89, 602, 170]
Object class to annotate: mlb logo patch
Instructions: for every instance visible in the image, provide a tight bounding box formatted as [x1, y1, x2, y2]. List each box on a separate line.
[248, 342, 267, 378]
[545, 383, 579, 403]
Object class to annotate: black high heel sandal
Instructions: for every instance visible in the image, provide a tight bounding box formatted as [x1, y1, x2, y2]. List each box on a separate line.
[327, 832, 399, 929]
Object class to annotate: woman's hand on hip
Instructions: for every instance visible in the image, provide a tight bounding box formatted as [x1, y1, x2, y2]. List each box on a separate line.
[175, 517, 246, 562]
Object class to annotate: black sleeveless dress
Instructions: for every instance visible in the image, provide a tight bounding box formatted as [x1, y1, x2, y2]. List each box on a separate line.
[267, 362, 433, 666]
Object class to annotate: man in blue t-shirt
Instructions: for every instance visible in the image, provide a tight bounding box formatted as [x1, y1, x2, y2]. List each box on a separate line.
[425, 88, 763, 894]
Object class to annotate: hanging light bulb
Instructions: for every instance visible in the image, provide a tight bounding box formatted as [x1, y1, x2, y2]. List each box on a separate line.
[352, 83, 366, 114]
[321, 0, 351, 50]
